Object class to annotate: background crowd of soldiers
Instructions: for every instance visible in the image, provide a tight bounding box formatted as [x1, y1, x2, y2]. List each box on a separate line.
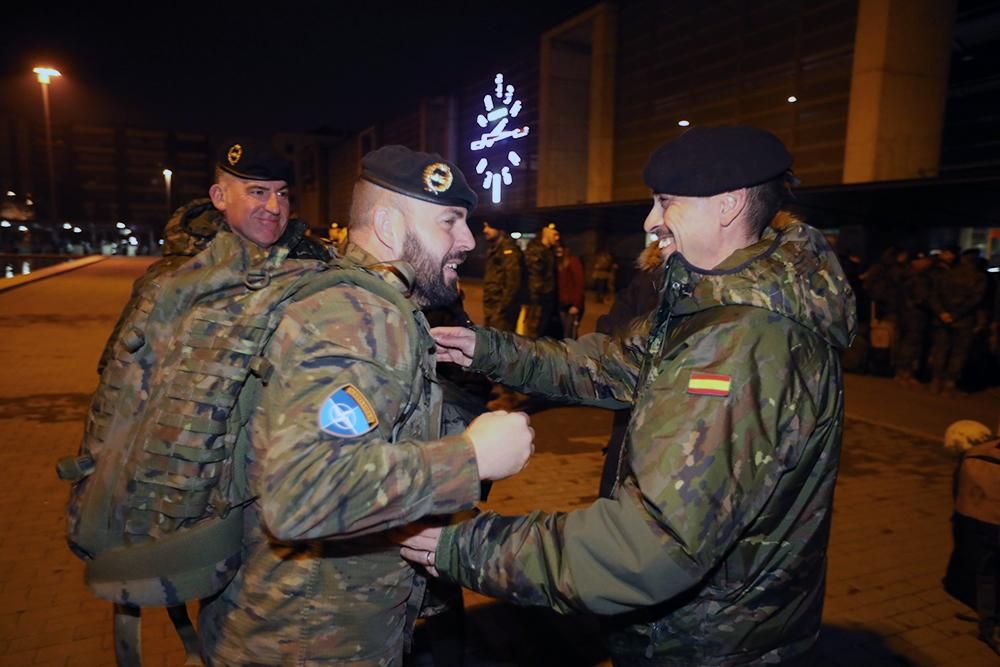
[481, 223, 1000, 399]
[835, 241, 999, 395]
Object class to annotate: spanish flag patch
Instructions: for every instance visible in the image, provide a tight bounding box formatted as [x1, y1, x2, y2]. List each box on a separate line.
[687, 372, 731, 397]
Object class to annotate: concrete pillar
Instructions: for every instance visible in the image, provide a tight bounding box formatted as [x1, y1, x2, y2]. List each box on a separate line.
[843, 0, 956, 183]
[538, 3, 617, 207]
[587, 5, 617, 203]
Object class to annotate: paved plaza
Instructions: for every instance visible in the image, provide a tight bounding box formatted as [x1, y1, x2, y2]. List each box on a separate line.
[0, 257, 997, 666]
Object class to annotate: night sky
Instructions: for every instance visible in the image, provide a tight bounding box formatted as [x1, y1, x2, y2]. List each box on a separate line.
[1, 1, 598, 136]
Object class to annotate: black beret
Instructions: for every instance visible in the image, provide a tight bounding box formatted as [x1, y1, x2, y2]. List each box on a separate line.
[217, 138, 294, 184]
[642, 126, 792, 196]
[361, 145, 477, 212]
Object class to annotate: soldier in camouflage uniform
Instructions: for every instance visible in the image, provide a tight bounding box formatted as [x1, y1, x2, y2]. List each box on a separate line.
[895, 250, 934, 383]
[198, 145, 534, 666]
[926, 246, 987, 394]
[482, 220, 526, 331]
[402, 127, 857, 666]
[521, 222, 561, 338]
[98, 141, 331, 375]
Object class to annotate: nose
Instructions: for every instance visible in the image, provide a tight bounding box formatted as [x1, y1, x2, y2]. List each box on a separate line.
[264, 191, 281, 215]
[454, 219, 476, 253]
[643, 203, 661, 234]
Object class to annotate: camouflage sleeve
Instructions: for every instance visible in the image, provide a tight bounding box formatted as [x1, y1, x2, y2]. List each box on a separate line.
[951, 270, 987, 320]
[470, 326, 648, 408]
[437, 313, 820, 615]
[254, 286, 481, 542]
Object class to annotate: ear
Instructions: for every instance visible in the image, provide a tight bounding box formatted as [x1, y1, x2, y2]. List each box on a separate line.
[718, 189, 748, 228]
[209, 183, 227, 211]
[372, 205, 406, 257]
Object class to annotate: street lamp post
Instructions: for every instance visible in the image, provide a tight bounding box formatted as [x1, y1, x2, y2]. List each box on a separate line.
[162, 168, 173, 216]
[32, 67, 61, 226]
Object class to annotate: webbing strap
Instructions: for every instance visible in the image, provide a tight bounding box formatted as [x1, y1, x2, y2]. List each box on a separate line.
[113, 604, 142, 666]
[88, 507, 243, 583]
[167, 604, 204, 665]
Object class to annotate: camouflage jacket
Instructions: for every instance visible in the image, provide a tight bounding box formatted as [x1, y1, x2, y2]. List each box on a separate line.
[200, 241, 482, 666]
[523, 238, 557, 306]
[98, 198, 330, 374]
[927, 260, 987, 326]
[436, 221, 857, 666]
[483, 233, 525, 329]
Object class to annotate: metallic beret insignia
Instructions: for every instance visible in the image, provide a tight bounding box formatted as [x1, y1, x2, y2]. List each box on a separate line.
[227, 144, 243, 166]
[423, 163, 454, 195]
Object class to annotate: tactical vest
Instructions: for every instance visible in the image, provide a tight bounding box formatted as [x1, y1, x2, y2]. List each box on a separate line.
[57, 232, 424, 665]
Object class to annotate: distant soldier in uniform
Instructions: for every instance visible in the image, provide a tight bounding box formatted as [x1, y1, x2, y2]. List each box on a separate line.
[402, 126, 857, 666]
[895, 250, 934, 384]
[482, 220, 525, 331]
[482, 220, 527, 411]
[927, 246, 987, 395]
[521, 222, 561, 338]
[198, 145, 534, 666]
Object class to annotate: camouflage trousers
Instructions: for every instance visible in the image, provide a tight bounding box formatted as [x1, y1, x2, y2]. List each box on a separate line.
[929, 323, 976, 384]
[895, 310, 928, 374]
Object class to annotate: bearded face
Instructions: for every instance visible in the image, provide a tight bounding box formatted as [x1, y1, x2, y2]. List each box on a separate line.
[401, 231, 466, 309]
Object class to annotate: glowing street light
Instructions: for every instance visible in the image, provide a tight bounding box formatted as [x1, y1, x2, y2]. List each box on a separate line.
[33, 66, 61, 225]
[162, 168, 173, 215]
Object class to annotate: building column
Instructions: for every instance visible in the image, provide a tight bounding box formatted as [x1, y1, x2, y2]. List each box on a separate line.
[843, 0, 956, 183]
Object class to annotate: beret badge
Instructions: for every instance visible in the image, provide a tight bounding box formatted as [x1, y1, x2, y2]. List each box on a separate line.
[422, 163, 453, 195]
[227, 144, 243, 166]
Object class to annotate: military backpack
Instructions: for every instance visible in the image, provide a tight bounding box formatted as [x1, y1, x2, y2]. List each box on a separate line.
[57, 232, 425, 665]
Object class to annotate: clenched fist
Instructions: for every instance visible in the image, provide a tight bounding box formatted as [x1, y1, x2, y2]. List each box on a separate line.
[465, 410, 534, 480]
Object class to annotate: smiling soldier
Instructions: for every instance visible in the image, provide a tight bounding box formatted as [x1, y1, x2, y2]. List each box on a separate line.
[198, 145, 535, 666]
[404, 127, 857, 666]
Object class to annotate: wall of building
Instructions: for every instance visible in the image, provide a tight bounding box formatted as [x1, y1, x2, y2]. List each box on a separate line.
[613, 0, 858, 200]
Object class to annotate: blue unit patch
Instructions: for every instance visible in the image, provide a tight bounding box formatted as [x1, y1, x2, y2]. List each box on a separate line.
[318, 385, 379, 438]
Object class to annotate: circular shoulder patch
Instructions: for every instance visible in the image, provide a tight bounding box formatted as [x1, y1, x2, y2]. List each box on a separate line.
[318, 385, 379, 438]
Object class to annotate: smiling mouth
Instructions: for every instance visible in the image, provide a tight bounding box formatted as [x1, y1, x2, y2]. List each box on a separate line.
[658, 233, 674, 250]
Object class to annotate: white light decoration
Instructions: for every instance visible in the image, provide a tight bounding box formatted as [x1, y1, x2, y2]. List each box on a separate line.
[471, 73, 530, 205]
[73, 226, 82, 233]
[116, 221, 126, 229]
[17, 225, 28, 232]
[678, 119, 690, 127]
[62, 222, 72, 230]
[787, 95, 798, 103]
[5, 191, 14, 197]
[0, 220, 10, 228]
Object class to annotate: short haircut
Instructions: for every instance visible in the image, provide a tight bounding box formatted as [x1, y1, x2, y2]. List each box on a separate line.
[744, 177, 788, 238]
[348, 180, 411, 230]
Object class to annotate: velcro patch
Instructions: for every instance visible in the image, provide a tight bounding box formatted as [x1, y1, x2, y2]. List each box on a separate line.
[687, 372, 731, 397]
[318, 385, 379, 438]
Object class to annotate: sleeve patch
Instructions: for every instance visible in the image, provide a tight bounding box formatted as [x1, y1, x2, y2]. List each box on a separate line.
[687, 372, 731, 397]
[318, 384, 380, 437]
